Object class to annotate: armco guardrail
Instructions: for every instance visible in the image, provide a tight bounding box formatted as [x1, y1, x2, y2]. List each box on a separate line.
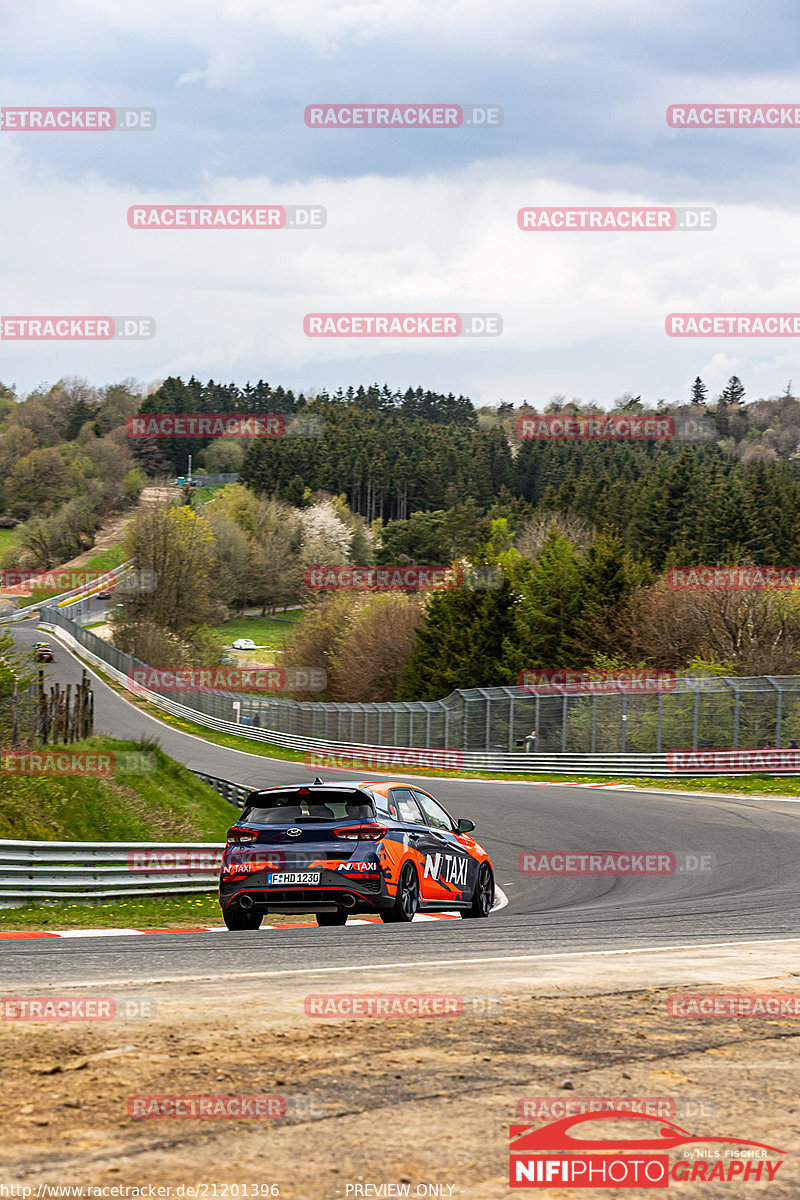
[0, 775, 253, 905]
[0, 840, 225, 903]
[194, 772, 251, 807]
[0, 561, 134, 625]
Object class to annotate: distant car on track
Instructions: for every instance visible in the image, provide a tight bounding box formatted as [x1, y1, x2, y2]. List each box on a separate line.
[33, 642, 54, 662]
[231, 637, 257, 650]
[218, 780, 495, 930]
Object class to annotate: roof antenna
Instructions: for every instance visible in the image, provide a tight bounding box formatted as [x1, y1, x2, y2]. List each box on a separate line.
[314, 776, 323, 784]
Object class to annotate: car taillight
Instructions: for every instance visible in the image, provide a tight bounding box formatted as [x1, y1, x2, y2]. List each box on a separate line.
[227, 826, 259, 845]
[333, 823, 388, 841]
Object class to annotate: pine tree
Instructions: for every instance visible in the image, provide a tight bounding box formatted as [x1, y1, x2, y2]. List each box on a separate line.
[514, 527, 584, 666]
[398, 580, 521, 700]
[574, 533, 648, 659]
[718, 376, 746, 407]
[691, 377, 708, 406]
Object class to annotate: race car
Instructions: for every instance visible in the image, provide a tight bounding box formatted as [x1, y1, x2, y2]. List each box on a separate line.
[33, 642, 54, 662]
[218, 779, 495, 929]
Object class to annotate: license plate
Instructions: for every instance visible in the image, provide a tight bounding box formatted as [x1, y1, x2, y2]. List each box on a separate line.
[267, 872, 321, 885]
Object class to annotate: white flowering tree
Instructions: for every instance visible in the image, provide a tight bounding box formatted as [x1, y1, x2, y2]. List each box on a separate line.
[299, 500, 353, 567]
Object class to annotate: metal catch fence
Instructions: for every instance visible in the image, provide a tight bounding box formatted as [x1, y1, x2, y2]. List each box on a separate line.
[35, 606, 800, 756]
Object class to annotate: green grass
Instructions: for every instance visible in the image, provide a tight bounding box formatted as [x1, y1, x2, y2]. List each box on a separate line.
[30, 544, 128, 603]
[0, 735, 237, 841]
[210, 613, 304, 653]
[0, 896, 331, 930]
[0, 528, 16, 556]
[0, 894, 223, 930]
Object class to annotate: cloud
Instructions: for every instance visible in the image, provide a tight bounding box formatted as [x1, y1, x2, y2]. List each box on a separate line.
[3, 0, 800, 401]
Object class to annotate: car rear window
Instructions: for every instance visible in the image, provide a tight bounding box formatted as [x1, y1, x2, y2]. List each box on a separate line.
[241, 789, 376, 824]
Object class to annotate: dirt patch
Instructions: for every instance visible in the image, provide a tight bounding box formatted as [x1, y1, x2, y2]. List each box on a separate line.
[0, 980, 797, 1197]
[53, 488, 175, 573]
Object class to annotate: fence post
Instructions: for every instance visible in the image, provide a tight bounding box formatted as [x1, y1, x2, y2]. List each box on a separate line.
[767, 676, 782, 746]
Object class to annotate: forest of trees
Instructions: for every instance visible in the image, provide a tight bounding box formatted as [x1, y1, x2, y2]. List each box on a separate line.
[9, 370, 800, 700]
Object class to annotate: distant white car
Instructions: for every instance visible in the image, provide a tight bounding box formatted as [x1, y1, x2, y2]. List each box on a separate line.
[232, 637, 257, 650]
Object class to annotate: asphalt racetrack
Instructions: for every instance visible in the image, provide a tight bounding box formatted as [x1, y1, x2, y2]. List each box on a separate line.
[5, 618, 800, 989]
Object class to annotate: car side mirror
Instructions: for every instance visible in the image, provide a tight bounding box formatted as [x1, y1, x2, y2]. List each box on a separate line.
[456, 818, 475, 833]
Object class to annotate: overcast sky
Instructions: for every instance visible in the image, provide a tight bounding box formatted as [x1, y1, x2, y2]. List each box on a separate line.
[2, 0, 800, 407]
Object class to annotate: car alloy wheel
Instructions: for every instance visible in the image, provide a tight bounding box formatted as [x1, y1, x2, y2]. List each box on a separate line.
[380, 862, 419, 923]
[462, 862, 494, 918]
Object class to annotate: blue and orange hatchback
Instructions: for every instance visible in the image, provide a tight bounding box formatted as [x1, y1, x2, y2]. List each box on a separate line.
[219, 779, 495, 928]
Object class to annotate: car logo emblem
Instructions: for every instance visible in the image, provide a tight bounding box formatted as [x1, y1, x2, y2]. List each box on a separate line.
[287, 828, 302, 838]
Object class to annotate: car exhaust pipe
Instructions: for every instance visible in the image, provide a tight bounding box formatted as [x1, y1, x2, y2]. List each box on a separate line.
[340, 894, 357, 909]
[238, 894, 254, 910]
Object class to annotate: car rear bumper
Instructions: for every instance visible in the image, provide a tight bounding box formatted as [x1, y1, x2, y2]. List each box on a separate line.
[219, 867, 385, 914]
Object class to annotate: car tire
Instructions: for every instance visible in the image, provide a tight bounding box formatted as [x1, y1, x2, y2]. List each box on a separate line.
[315, 911, 349, 926]
[462, 863, 494, 918]
[223, 908, 263, 931]
[380, 862, 419, 923]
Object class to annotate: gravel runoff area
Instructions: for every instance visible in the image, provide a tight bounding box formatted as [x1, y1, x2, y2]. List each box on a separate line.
[0, 938, 797, 1197]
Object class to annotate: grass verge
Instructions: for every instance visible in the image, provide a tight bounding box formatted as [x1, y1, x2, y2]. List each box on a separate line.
[0, 735, 237, 840]
[0, 894, 311, 930]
